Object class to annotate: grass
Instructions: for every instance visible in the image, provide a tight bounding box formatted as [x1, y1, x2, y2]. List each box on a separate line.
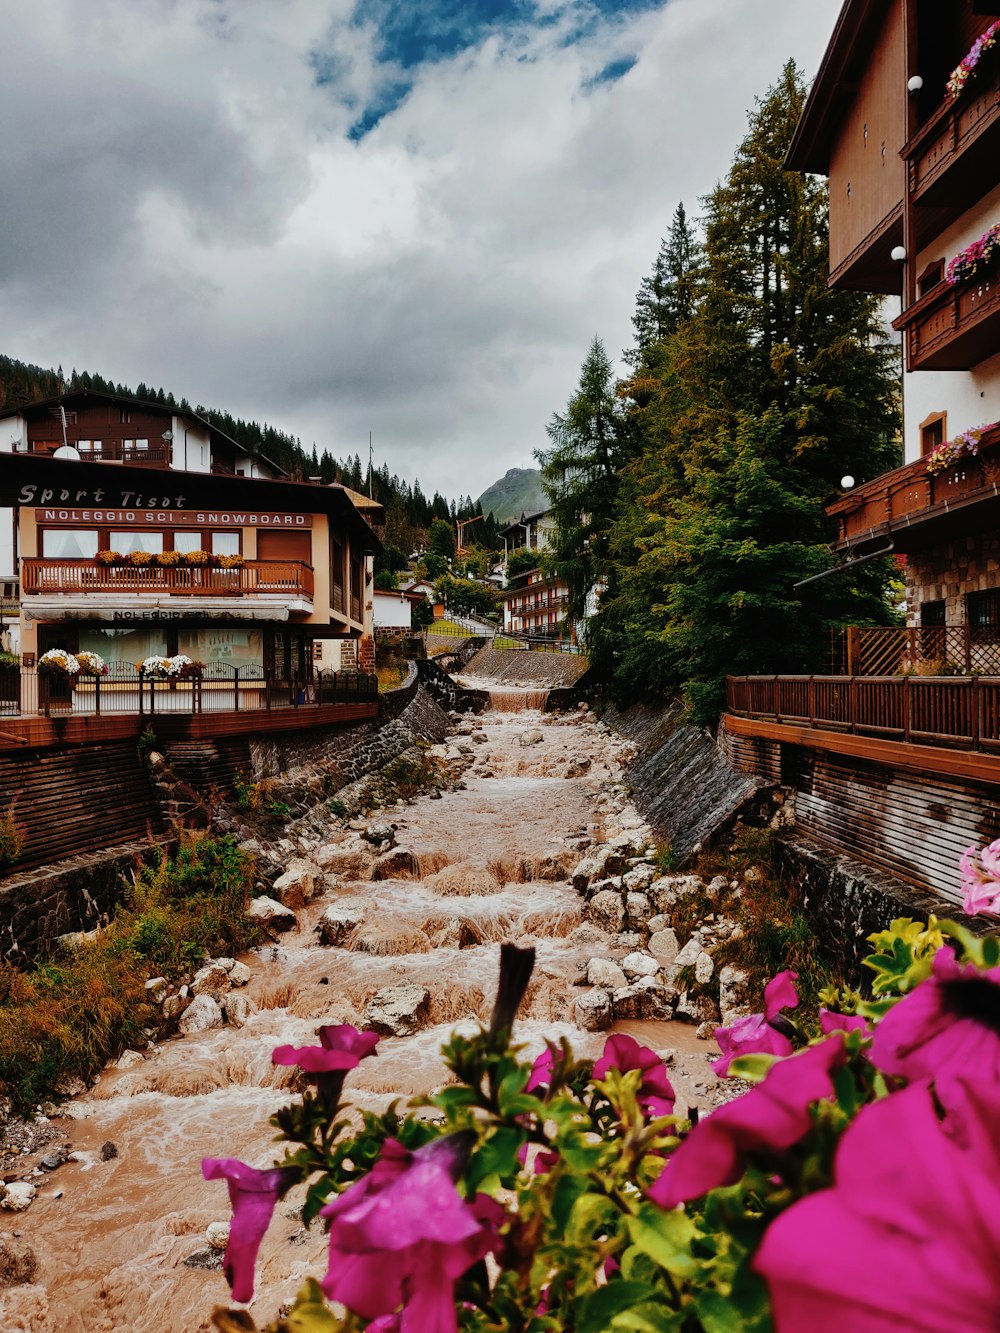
[377, 662, 408, 692]
[0, 832, 261, 1115]
[426, 619, 475, 639]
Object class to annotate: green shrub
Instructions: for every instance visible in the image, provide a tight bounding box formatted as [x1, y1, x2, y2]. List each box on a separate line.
[0, 807, 24, 870]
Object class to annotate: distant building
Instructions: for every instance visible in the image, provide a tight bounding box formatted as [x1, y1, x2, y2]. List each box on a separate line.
[499, 509, 557, 564]
[373, 588, 423, 632]
[500, 566, 570, 639]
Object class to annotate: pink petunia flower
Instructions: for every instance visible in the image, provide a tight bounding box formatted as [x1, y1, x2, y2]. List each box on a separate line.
[593, 1033, 675, 1117]
[201, 1158, 297, 1302]
[869, 948, 1000, 1084]
[753, 1076, 1000, 1332]
[818, 1008, 868, 1036]
[713, 969, 799, 1076]
[525, 1046, 555, 1093]
[272, 1023, 379, 1105]
[959, 837, 1000, 916]
[647, 1036, 846, 1210]
[320, 1135, 498, 1332]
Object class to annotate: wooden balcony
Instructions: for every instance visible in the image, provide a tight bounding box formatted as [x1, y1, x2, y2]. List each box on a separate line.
[826, 424, 1000, 550]
[905, 57, 1000, 214]
[894, 262, 1000, 370]
[15, 442, 171, 467]
[21, 558, 314, 600]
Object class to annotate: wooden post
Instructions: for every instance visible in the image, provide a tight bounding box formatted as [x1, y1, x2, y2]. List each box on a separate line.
[846, 626, 861, 676]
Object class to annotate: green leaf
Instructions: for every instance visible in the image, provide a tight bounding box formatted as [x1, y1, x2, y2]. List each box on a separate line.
[626, 1204, 700, 1280]
[574, 1281, 661, 1333]
[283, 1279, 340, 1332]
[609, 1302, 683, 1332]
[467, 1127, 525, 1191]
[724, 1053, 778, 1083]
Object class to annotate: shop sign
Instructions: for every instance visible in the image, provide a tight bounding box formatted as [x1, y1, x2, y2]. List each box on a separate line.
[32, 507, 312, 528]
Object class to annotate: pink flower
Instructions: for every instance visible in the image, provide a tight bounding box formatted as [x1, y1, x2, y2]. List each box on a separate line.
[272, 1023, 379, 1105]
[713, 969, 799, 1076]
[959, 837, 1000, 916]
[753, 1076, 1000, 1332]
[818, 1008, 868, 1036]
[201, 1158, 296, 1302]
[647, 1037, 846, 1209]
[525, 1047, 554, 1093]
[593, 1033, 675, 1117]
[320, 1135, 497, 1332]
[869, 948, 1000, 1084]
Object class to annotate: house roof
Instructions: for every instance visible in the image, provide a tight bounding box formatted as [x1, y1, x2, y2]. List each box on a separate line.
[785, 0, 888, 175]
[0, 451, 383, 553]
[0, 388, 287, 476]
[499, 507, 552, 539]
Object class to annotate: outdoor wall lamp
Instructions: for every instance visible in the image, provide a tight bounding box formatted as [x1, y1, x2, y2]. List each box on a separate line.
[907, 75, 924, 92]
[891, 245, 907, 261]
[841, 475, 856, 489]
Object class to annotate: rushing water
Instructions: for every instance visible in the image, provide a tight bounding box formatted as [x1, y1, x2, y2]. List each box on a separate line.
[4, 698, 717, 1333]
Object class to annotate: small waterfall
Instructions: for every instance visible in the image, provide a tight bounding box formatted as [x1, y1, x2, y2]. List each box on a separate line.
[487, 688, 550, 712]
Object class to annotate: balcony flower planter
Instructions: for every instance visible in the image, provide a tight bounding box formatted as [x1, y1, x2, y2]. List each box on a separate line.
[95, 550, 123, 567]
[926, 421, 999, 475]
[945, 223, 1000, 287]
[947, 19, 1000, 100]
[37, 649, 80, 677]
[139, 653, 199, 681]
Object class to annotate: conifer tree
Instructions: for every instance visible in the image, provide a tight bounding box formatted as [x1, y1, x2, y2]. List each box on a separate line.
[629, 202, 701, 360]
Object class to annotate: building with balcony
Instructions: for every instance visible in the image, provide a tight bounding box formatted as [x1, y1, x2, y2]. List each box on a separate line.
[499, 508, 557, 564]
[0, 395, 382, 699]
[501, 567, 570, 639]
[721, 1, 1000, 907]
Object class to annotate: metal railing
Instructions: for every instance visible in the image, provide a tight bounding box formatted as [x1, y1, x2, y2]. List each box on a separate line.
[0, 663, 377, 719]
[727, 673, 1000, 752]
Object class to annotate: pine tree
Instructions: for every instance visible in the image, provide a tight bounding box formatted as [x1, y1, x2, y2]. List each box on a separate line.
[629, 202, 701, 360]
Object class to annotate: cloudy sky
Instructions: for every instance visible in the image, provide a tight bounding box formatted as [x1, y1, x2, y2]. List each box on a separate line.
[0, 0, 840, 499]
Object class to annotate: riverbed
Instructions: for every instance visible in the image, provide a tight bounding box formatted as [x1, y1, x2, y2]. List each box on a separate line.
[1, 699, 721, 1333]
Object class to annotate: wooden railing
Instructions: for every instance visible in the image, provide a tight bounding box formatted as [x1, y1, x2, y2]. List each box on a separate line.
[21, 558, 314, 600]
[727, 673, 1000, 752]
[905, 55, 1000, 210]
[15, 442, 171, 466]
[827, 424, 1000, 545]
[838, 625, 1000, 677]
[894, 264, 1000, 371]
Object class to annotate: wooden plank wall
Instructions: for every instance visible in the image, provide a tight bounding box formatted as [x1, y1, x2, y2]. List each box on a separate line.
[0, 743, 167, 872]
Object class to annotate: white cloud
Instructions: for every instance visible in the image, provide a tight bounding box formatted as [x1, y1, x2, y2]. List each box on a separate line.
[0, 0, 841, 496]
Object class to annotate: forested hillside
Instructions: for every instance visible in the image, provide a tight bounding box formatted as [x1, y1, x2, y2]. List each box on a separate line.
[0, 355, 500, 560]
[537, 62, 902, 722]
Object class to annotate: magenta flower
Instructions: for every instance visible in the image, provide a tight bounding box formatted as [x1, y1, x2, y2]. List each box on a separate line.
[648, 1036, 846, 1209]
[818, 1008, 868, 1036]
[713, 969, 799, 1076]
[754, 1076, 1000, 1331]
[320, 1135, 497, 1332]
[201, 1158, 296, 1302]
[593, 1034, 675, 1117]
[525, 1046, 554, 1093]
[870, 948, 1000, 1084]
[272, 1023, 379, 1105]
[959, 836, 1000, 916]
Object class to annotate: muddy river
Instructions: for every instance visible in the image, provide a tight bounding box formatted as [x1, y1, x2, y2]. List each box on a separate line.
[2, 697, 719, 1332]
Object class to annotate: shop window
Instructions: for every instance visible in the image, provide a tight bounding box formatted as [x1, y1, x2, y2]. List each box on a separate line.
[920, 412, 946, 457]
[174, 532, 203, 554]
[80, 627, 169, 664]
[41, 528, 99, 558]
[179, 628, 262, 669]
[110, 531, 164, 555]
[211, 532, 240, 557]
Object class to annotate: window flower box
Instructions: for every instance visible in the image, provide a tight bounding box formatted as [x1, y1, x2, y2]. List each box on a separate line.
[947, 19, 1000, 100]
[926, 421, 999, 474]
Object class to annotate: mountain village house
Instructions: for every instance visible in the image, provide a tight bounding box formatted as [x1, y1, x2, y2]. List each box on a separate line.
[499, 508, 571, 639]
[0, 391, 381, 723]
[723, 0, 1000, 904]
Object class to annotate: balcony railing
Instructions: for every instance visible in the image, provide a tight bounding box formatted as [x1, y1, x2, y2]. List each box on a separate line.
[837, 625, 1000, 677]
[894, 262, 1000, 370]
[905, 55, 1000, 212]
[21, 558, 314, 600]
[0, 663, 377, 719]
[826, 424, 1000, 546]
[14, 442, 171, 467]
[727, 673, 1000, 753]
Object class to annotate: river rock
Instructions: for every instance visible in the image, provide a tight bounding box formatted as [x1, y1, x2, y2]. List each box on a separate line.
[178, 994, 224, 1035]
[718, 965, 750, 1025]
[272, 859, 319, 908]
[625, 892, 652, 928]
[648, 875, 704, 914]
[674, 991, 721, 1025]
[228, 961, 251, 988]
[162, 993, 187, 1022]
[206, 1221, 230, 1251]
[622, 863, 655, 893]
[361, 822, 396, 847]
[114, 1049, 146, 1071]
[694, 951, 715, 985]
[364, 984, 431, 1037]
[428, 917, 478, 949]
[145, 976, 169, 1004]
[248, 896, 297, 931]
[673, 936, 704, 969]
[370, 847, 418, 880]
[225, 993, 256, 1028]
[0, 1235, 38, 1287]
[316, 900, 367, 946]
[518, 730, 544, 746]
[612, 978, 673, 1021]
[575, 987, 613, 1031]
[647, 928, 680, 966]
[587, 958, 627, 990]
[1, 1181, 37, 1212]
[315, 844, 370, 878]
[621, 951, 660, 980]
[584, 889, 625, 934]
[191, 962, 231, 998]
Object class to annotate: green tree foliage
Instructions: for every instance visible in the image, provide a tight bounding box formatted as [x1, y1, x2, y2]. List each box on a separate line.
[536, 336, 627, 621]
[628, 202, 701, 361]
[579, 62, 901, 721]
[505, 547, 539, 581]
[429, 516, 456, 560]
